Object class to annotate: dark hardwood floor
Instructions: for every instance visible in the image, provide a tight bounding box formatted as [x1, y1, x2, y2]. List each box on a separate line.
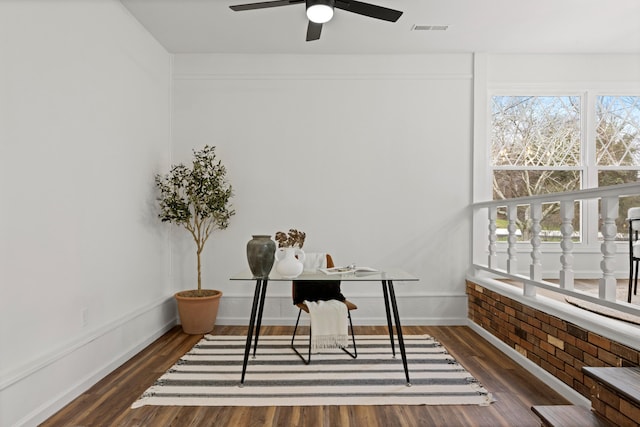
[41, 325, 568, 427]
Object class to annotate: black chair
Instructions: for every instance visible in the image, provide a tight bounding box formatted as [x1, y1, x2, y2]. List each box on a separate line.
[290, 254, 358, 364]
[628, 213, 640, 303]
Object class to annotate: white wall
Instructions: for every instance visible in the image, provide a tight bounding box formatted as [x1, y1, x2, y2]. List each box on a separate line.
[171, 54, 474, 326]
[0, 2, 172, 425]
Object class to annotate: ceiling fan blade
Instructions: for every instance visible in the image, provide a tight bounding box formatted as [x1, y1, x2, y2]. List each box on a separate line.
[334, 0, 403, 22]
[230, 0, 304, 12]
[306, 21, 323, 41]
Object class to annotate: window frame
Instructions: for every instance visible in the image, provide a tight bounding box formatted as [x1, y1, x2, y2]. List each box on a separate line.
[486, 89, 640, 249]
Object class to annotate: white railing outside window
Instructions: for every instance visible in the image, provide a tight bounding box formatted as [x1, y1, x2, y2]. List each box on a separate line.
[471, 182, 640, 318]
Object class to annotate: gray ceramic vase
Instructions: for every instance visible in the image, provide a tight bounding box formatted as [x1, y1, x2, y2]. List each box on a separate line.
[246, 235, 276, 278]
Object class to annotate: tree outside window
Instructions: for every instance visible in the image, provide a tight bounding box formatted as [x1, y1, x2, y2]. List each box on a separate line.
[596, 96, 640, 237]
[491, 96, 581, 242]
[491, 95, 640, 242]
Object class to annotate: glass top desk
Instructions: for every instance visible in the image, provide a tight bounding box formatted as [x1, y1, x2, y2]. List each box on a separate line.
[230, 268, 419, 386]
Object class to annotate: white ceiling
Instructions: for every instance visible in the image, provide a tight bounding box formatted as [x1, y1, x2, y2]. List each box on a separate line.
[120, 0, 640, 55]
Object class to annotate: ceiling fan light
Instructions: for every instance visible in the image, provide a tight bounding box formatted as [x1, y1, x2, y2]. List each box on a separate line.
[306, 0, 334, 24]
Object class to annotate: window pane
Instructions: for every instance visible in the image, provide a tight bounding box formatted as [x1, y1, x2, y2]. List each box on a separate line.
[491, 96, 581, 167]
[494, 170, 582, 242]
[495, 202, 581, 243]
[540, 202, 581, 243]
[493, 170, 581, 199]
[596, 96, 640, 166]
[598, 169, 640, 186]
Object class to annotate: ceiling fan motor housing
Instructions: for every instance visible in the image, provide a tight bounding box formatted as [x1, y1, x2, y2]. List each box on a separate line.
[306, 0, 335, 24]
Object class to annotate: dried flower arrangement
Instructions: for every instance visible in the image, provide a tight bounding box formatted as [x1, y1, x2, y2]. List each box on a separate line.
[275, 229, 306, 248]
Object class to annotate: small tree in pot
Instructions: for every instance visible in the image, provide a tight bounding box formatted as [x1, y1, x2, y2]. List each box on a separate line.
[155, 145, 235, 334]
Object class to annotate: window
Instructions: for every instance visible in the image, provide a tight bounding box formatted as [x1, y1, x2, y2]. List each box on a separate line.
[596, 96, 640, 169]
[491, 96, 582, 242]
[490, 95, 640, 242]
[596, 96, 640, 235]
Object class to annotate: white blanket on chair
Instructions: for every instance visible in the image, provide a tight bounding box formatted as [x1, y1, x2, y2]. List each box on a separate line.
[305, 299, 349, 351]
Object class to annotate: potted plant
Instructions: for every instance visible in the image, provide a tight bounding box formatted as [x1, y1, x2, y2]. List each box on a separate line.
[155, 145, 235, 334]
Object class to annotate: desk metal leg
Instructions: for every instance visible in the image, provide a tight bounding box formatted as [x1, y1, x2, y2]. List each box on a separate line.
[252, 280, 269, 358]
[240, 279, 264, 386]
[381, 280, 395, 358]
[387, 280, 411, 386]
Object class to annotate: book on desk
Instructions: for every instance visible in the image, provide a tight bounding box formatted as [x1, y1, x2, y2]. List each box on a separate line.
[319, 266, 378, 275]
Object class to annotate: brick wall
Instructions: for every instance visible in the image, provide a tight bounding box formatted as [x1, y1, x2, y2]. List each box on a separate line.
[590, 379, 640, 427]
[466, 280, 639, 399]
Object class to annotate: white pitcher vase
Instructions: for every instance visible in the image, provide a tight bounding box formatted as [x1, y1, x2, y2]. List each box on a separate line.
[274, 247, 305, 279]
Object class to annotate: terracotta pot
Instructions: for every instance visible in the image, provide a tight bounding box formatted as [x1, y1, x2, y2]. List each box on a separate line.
[174, 289, 222, 335]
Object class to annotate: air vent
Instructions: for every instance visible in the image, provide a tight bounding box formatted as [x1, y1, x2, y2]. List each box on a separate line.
[412, 25, 449, 31]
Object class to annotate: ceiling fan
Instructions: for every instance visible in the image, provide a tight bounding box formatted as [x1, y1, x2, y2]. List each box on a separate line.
[229, 0, 403, 42]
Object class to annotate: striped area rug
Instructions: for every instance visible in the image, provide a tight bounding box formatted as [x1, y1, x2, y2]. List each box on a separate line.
[132, 335, 492, 407]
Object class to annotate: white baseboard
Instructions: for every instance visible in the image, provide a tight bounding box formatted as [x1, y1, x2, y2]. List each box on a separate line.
[467, 320, 589, 407]
[3, 297, 177, 427]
